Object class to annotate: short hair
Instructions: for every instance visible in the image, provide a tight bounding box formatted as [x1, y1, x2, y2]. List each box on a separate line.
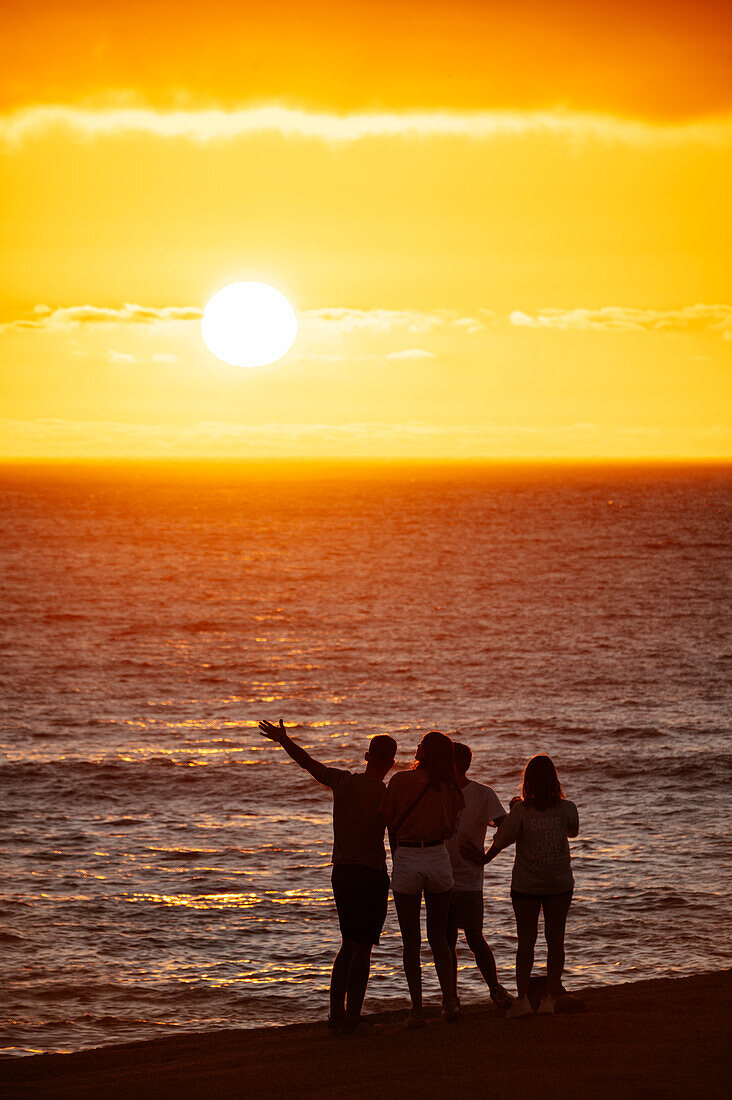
[368, 734, 397, 764]
[453, 742, 472, 775]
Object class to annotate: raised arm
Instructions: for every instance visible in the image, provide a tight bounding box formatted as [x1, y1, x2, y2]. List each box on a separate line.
[258, 719, 331, 786]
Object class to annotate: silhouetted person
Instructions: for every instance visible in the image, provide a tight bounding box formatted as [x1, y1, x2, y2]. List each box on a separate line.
[445, 741, 512, 1011]
[258, 719, 396, 1033]
[462, 754, 579, 1017]
[380, 731, 464, 1027]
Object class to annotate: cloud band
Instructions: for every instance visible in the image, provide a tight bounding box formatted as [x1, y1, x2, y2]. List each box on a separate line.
[2, 105, 731, 147]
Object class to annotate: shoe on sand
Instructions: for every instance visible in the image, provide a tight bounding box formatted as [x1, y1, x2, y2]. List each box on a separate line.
[506, 996, 533, 1019]
[537, 994, 556, 1015]
[327, 1015, 346, 1032]
[490, 984, 513, 1010]
[405, 1011, 427, 1029]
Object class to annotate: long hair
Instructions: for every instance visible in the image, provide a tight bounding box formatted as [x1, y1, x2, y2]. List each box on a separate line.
[521, 755, 564, 811]
[414, 731, 460, 791]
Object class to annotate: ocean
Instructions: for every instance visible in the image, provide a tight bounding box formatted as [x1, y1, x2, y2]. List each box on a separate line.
[1, 461, 730, 1056]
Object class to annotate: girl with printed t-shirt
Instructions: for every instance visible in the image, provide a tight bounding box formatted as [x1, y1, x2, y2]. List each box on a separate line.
[380, 731, 464, 1027]
[462, 754, 579, 1018]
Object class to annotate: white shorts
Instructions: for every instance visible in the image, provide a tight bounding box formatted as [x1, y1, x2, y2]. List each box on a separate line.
[391, 844, 454, 895]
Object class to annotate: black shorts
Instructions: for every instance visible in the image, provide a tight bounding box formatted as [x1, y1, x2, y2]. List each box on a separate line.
[331, 863, 390, 945]
[448, 891, 484, 931]
[511, 889, 573, 907]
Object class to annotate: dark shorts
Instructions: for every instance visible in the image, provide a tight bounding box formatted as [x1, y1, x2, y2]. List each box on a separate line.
[511, 889, 573, 908]
[447, 891, 484, 931]
[331, 863, 390, 945]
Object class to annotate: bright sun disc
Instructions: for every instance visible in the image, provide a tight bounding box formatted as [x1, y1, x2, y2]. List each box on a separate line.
[201, 282, 298, 368]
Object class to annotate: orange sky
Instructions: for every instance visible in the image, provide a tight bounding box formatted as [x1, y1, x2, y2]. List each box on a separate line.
[1, 0, 730, 458]
[5, 1, 732, 118]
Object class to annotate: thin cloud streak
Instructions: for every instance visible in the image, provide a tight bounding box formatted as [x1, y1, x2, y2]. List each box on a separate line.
[2, 104, 732, 147]
[510, 304, 732, 339]
[4, 302, 731, 342]
[0, 304, 203, 332]
[1, 304, 483, 336]
[386, 349, 437, 360]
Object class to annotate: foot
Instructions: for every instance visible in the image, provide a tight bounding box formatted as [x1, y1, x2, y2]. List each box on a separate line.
[342, 1016, 361, 1035]
[442, 998, 461, 1023]
[405, 1011, 427, 1029]
[327, 1014, 346, 1032]
[506, 995, 533, 1019]
[489, 984, 513, 1010]
[537, 993, 555, 1015]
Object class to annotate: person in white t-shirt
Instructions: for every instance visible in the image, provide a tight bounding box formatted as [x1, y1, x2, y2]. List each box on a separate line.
[445, 742, 512, 1011]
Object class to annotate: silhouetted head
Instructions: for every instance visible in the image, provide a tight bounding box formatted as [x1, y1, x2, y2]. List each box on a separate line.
[453, 742, 472, 776]
[521, 755, 564, 811]
[414, 731, 460, 790]
[365, 735, 397, 777]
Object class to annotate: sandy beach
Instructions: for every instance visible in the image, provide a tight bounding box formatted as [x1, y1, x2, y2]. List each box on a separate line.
[1, 971, 729, 1099]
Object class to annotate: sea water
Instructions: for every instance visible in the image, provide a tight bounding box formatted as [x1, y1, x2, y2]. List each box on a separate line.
[1, 461, 730, 1055]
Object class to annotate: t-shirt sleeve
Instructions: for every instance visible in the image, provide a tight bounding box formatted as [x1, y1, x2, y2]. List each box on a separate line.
[320, 767, 351, 791]
[565, 800, 580, 836]
[492, 801, 522, 851]
[482, 787, 507, 826]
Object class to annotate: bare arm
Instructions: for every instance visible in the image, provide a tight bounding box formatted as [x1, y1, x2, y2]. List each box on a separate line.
[461, 803, 521, 866]
[258, 719, 331, 786]
[566, 801, 580, 838]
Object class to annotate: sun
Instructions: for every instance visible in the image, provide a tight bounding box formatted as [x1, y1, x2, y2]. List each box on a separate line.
[201, 282, 298, 368]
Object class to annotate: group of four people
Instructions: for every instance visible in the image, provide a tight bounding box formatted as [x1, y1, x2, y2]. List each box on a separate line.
[258, 721, 579, 1032]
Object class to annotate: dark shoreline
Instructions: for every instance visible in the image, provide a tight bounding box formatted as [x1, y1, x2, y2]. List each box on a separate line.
[2, 970, 730, 1099]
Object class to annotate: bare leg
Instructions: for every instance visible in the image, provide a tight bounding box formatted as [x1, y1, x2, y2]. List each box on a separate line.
[425, 889, 455, 1008]
[345, 942, 373, 1025]
[464, 928, 499, 991]
[446, 919, 459, 1002]
[330, 939, 352, 1022]
[394, 892, 424, 1016]
[511, 894, 541, 999]
[542, 892, 572, 997]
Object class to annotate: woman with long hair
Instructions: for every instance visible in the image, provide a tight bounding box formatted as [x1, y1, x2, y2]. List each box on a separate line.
[380, 731, 465, 1026]
[462, 754, 579, 1017]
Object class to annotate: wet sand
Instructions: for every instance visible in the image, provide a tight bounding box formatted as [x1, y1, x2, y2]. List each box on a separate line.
[1, 971, 729, 1099]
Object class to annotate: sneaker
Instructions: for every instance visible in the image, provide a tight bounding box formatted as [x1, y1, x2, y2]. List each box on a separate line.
[537, 994, 556, 1015]
[490, 984, 513, 1010]
[506, 995, 533, 1019]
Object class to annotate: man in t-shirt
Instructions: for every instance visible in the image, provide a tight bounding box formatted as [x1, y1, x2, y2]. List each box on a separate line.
[445, 741, 512, 1010]
[258, 718, 397, 1033]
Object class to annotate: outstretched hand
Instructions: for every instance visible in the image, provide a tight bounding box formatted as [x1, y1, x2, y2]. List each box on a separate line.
[258, 719, 288, 744]
[460, 841, 485, 866]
